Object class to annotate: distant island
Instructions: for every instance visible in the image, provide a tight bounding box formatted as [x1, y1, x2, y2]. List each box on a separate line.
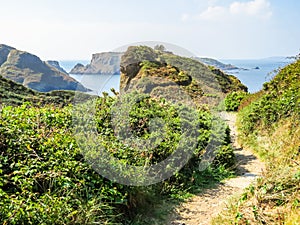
[193, 57, 245, 71]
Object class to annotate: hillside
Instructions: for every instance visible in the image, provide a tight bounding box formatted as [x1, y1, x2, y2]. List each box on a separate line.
[70, 52, 122, 74]
[0, 44, 88, 92]
[120, 46, 247, 107]
[0, 45, 248, 225]
[214, 59, 300, 224]
[0, 74, 90, 106]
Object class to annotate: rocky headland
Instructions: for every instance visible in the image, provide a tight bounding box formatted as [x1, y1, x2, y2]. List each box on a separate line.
[0, 44, 88, 92]
[70, 52, 123, 75]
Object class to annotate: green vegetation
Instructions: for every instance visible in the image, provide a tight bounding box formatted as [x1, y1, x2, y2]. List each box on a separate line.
[0, 91, 235, 224]
[0, 104, 122, 224]
[0, 45, 246, 224]
[213, 60, 300, 224]
[224, 91, 249, 111]
[0, 75, 90, 107]
[162, 53, 247, 94]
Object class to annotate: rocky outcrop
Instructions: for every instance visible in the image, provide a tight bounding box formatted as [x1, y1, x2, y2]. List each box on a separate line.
[120, 46, 205, 105]
[0, 44, 15, 66]
[46, 60, 68, 73]
[0, 44, 89, 92]
[120, 46, 248, 106]
[70, 52, 123, 74]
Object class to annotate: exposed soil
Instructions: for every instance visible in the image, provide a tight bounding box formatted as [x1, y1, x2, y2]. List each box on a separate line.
[167, 112, 265, 225]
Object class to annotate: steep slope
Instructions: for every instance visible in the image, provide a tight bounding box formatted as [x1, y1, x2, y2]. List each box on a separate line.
[213, 59, 300, 224]
[0, 44, 88, 92]
[70, 52, 122, 74]
[46, 60, 68, 73]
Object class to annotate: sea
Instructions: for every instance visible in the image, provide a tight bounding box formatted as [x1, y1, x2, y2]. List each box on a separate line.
[59, 57, 294, 95]
[221, 57, 294, 93]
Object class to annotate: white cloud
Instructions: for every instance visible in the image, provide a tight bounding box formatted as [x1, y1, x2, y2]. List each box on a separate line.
[182, 0, 272, 21]
[197, 6, 226, 21]
[230, 0, 272, 19]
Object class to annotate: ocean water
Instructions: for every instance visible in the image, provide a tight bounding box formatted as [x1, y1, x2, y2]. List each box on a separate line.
[59, 60, 120, 95]
[221, 58, 294, 93]
[70, 74, 120, 95]
[60, 58, 294, 95]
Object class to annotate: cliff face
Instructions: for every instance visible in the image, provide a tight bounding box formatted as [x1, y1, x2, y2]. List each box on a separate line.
[46, 60, 68, 74]
[120, 46, 247, 106]
[0, 44, 88, 92]
[70, 52, 123, 74]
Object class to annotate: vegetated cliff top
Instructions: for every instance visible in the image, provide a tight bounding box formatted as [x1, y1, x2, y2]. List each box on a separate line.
[0, 44, 88, 92]
[0, 74, 90, 107]
[120, 45, 247, 107]
[70, 52, 123, 75]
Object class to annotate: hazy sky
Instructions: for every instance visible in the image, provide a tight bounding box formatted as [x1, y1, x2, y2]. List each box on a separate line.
[1, 0, 299, 60]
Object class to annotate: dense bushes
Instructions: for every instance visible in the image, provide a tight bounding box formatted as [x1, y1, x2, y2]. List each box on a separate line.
[238, 60, 300, 136]
[0, 91, 235, 224]
[0, 104, 125, 224]
[224, 91, 248, 111]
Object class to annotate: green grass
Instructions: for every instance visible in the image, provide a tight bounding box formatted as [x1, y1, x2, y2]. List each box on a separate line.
[212, 59, 300, 225]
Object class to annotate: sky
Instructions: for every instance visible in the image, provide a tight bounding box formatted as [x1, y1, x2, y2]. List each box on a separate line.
[1, 0, 300, 60]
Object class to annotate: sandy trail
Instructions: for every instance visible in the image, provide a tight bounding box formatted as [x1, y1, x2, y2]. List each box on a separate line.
[168, 112, 265, 225]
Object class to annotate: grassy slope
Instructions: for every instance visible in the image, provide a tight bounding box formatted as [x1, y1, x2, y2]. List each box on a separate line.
[162, 52, 248, 94]
[213, 60, 300, 224]
[120, 46, 247, 96]
[0, 75, 90, 107]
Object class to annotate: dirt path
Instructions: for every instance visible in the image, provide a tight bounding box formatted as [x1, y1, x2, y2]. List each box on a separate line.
[167, 112, 265, 225]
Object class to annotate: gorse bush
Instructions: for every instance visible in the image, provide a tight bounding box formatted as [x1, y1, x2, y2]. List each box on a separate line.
[75, 92, 235, 188]
[0, 90, 235, 224]
[224, 91, 248, 111]
[0, 103, 126, 224]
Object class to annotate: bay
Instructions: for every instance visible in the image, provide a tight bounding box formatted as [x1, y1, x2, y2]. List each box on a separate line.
[70, 74, 120, 96]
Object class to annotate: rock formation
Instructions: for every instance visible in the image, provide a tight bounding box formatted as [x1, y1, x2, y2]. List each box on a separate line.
[120, 46, 248, 106]
[70, 52, 123, 75]
[46, 60, 68, 74]
[0, 44, 88, 92]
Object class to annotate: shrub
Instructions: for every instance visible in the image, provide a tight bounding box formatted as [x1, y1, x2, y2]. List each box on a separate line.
[0, 92, 235, 224]
[224, 91, 248, 111]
